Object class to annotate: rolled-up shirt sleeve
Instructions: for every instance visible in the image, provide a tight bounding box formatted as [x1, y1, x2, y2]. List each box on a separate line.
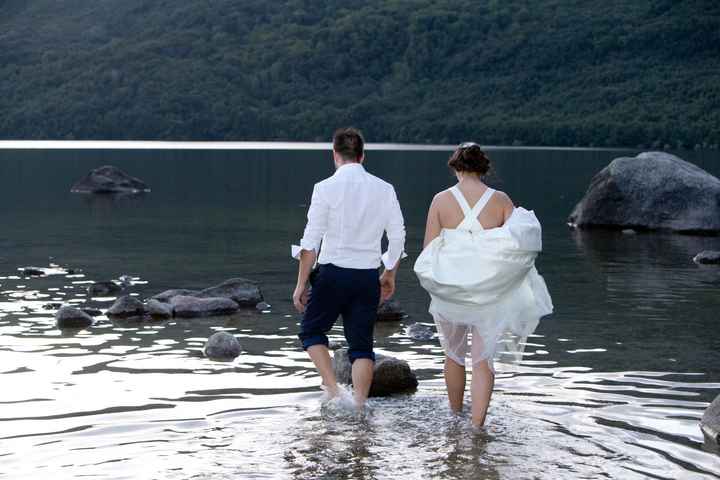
[291, 183, 329, 260]
[381, 186, 407, 269]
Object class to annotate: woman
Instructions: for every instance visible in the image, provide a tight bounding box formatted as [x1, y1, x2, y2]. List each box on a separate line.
[414, 143, 553, 427]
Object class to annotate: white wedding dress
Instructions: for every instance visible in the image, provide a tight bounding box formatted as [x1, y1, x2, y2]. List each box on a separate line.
[414, 186, 553, 370]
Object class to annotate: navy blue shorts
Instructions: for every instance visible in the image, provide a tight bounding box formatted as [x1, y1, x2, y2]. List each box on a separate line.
[299, 263, 380, 363]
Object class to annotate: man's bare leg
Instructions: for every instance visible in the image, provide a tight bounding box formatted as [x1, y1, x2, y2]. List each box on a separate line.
[351, 358, 373, 408]
[307, 344, 339, 397]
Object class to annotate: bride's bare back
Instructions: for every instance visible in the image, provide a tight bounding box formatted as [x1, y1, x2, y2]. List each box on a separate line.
[423, 179, 514, 248]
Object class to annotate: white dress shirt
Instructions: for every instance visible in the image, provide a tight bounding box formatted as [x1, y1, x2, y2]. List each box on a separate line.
[292, 163, 406, 270]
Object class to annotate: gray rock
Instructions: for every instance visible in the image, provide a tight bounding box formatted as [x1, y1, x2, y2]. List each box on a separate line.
[255, 301, 271, 311]
[170, 295, 239, 318]
[87, 281, 123, 297]
[196, 277, 264, 307]
[71, 165, 150, 194]
[377, 299, 406, 322]
[406, 322, 434, 341]
[328, 339, 346, 350]
[701, 394, 720, 449]
[569, 152, 720, 233]
[55, 306, 94, 329]
[151, 289, 199, 303]
[145, 299, 173, 318]
[106, 295, 145, 317]
[80, 307, 103, 317]
[694, 251, 720, 265]
[333, 348, 418, 397]
[204, 331, 242, 359]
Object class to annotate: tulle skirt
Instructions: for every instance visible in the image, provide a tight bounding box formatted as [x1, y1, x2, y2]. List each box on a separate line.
[429, 266, 552, 369]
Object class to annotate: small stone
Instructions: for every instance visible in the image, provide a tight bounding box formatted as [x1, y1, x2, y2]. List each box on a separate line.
[106, 295, 145, 317]
[406, 322, 434, 341]
[621, 229, 636, 235]
[255, 301, 271, 311]
[694, 251, 720, 265]
[170, 295, 239, 318]
[21, 267, 45, 276]
[87, 281, 123, 297]
[55, 306, 94, 329]
[204, 331, 242, 359]
[377, 299, 406, 321]
[146, 299, 173, 318]
[71, 165, 150, 194]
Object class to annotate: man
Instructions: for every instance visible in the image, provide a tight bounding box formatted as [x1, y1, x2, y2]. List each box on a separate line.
[291, 127, 406, 408]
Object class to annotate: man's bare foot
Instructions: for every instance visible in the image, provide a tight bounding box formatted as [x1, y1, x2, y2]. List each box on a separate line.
[321, 383, 339, 400]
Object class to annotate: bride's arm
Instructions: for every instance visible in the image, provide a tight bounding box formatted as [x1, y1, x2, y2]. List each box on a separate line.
[423, 195, 442, 248]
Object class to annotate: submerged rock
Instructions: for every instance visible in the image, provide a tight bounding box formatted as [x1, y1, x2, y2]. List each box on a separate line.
[71, 165, 150, 194]
[170, 295, 239, 318]
[204, 331, 242, 359]
[377, 299, 406, 322]
[151, 289, 199, 303]
[569, 152, 720, 233]
[21, 267, 45, 276]
[106, 295, 145, 317]
[55, 306, 94, 329]
[146, 299, 173, 318]
[702, 394, 720, 449]
[406, 322, 434, 341]
[196, 277, 264, 307]
[333, 348, 418, 397]
[87, 281, 123, 297]
[694, 251, 720, 265]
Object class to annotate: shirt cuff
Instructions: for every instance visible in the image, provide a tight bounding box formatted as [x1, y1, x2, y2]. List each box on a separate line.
[291, 243, 318, 260]
[381, 250, 408, 270]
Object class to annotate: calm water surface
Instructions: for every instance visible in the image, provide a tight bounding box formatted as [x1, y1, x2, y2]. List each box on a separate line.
[0, 144, 719, 479]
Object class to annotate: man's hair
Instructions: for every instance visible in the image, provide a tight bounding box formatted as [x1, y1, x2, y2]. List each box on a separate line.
[332, 127, 364, 162]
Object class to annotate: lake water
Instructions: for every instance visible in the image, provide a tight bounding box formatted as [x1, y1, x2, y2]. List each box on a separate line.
[1, 144, 719, 479]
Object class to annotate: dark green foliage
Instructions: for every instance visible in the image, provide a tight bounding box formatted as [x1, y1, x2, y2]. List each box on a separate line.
[0, 0, 718, 146]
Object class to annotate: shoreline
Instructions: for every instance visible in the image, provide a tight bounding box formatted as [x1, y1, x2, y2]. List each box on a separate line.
[0, 140, 634, 152]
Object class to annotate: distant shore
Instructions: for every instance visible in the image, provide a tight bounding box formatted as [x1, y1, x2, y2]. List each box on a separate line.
[0, 140, 634, 152]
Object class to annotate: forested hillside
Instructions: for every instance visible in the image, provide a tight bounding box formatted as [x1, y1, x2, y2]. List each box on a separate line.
[1, 0, 718, 147]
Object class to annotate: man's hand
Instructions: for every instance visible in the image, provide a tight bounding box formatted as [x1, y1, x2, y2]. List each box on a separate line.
[379, 271, 396, 303]
[293, 284, 310, 313]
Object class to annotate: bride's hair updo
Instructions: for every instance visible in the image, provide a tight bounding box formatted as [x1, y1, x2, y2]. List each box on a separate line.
[448, 142, 490, 176]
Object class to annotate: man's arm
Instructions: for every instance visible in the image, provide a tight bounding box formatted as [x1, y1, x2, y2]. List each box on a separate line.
[380, 187, 406, 302]
[292, 184, 329, 312]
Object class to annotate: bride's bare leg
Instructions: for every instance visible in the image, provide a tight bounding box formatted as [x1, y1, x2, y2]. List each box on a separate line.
[470, 359, 495, 426]
[444, 356, 466, 412]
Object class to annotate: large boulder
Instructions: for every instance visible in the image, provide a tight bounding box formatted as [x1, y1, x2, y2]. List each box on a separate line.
[55, 306, 94, 329]
[204, 332, 242, 359]
[106, 295, 145, 317]
[694, 251, 720, 265]
[333, 348, 418, 397]
[195, 277, 264, 307]
[701, 394, 720, 449]
[71, 165, 150, 194]
[569, 152, 720, 233]
[170, 295, 239, 318]
[377, 299, 406, 322]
